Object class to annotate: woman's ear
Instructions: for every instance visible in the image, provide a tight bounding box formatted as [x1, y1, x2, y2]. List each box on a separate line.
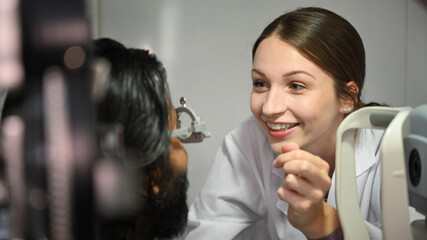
[339, 81, 359, 114]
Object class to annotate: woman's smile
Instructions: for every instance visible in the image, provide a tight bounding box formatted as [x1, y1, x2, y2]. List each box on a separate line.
[265, 121, 300, 138]
[267, 124, 298, 138]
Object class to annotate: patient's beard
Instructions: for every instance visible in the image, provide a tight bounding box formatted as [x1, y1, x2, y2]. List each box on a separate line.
[137, 170, 189, 240]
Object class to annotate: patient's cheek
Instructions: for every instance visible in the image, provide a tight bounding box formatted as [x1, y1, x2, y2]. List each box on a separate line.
[169, 138, 188, 172]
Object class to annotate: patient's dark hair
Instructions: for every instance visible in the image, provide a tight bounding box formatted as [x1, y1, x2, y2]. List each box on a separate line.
[94, 38, 174, 239]
[94, 38, 171, 170]
[94, 38, 175, 210]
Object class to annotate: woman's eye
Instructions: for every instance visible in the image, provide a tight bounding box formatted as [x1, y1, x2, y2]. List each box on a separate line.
[290, 83, 304, 91]
[252, 81, 268, 89]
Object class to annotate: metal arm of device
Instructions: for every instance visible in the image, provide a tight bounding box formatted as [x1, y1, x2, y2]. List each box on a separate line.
[169, 97, 211, 143]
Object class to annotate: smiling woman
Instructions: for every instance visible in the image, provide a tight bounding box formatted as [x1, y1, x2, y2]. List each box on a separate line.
[185, 7, 406, 240]
[250, 37, 349, 160]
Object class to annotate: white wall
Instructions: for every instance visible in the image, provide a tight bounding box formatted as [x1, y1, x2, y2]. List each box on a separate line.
[89, 0, 427, 207]
[407, 0, 427, 107]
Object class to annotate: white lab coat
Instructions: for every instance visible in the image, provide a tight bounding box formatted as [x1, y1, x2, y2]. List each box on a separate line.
[186, 116, 385, 240]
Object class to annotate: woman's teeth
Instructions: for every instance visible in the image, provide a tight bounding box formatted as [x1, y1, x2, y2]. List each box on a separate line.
[266, 122, 298, 130]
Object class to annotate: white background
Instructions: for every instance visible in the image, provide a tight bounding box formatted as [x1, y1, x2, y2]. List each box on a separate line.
[88, 0, 427, 208]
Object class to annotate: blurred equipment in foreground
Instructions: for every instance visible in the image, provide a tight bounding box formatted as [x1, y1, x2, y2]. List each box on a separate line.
[0, 0, 141, 239]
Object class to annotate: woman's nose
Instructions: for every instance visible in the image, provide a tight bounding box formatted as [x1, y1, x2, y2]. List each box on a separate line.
[262, 87, 287, 117]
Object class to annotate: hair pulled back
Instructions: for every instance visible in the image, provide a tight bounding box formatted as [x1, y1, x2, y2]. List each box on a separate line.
[252, 7, 377, 110]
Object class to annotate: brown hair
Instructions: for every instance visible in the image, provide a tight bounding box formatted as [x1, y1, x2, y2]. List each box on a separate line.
[252, 7, 379, 110]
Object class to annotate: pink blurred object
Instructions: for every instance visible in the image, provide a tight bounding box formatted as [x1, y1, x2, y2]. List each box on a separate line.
[0, 0, 23, 88]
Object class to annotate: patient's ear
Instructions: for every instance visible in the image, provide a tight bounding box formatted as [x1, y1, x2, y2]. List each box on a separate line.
[140, 180, 160, 196]
[151, 184, 160, 195]
[339, 81, 359, 114]
[140, 169, 161, 196]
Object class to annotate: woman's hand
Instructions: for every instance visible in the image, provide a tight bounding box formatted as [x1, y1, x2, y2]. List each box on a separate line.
[273, 143, 340, 239]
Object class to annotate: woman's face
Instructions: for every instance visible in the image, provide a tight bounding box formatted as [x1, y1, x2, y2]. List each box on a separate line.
[250, 36, 347, 156]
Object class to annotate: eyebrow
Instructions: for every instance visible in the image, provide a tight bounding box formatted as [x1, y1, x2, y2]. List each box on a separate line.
[251, 68, 265, 77]
[251, 69, 316, 80]
[283, 70, 316, 79]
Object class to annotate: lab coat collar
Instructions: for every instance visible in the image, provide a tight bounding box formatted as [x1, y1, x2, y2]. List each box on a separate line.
[354, 129, 383, 177]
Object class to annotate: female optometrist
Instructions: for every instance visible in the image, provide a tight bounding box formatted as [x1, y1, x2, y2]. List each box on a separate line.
[184, 7, 423, 240]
